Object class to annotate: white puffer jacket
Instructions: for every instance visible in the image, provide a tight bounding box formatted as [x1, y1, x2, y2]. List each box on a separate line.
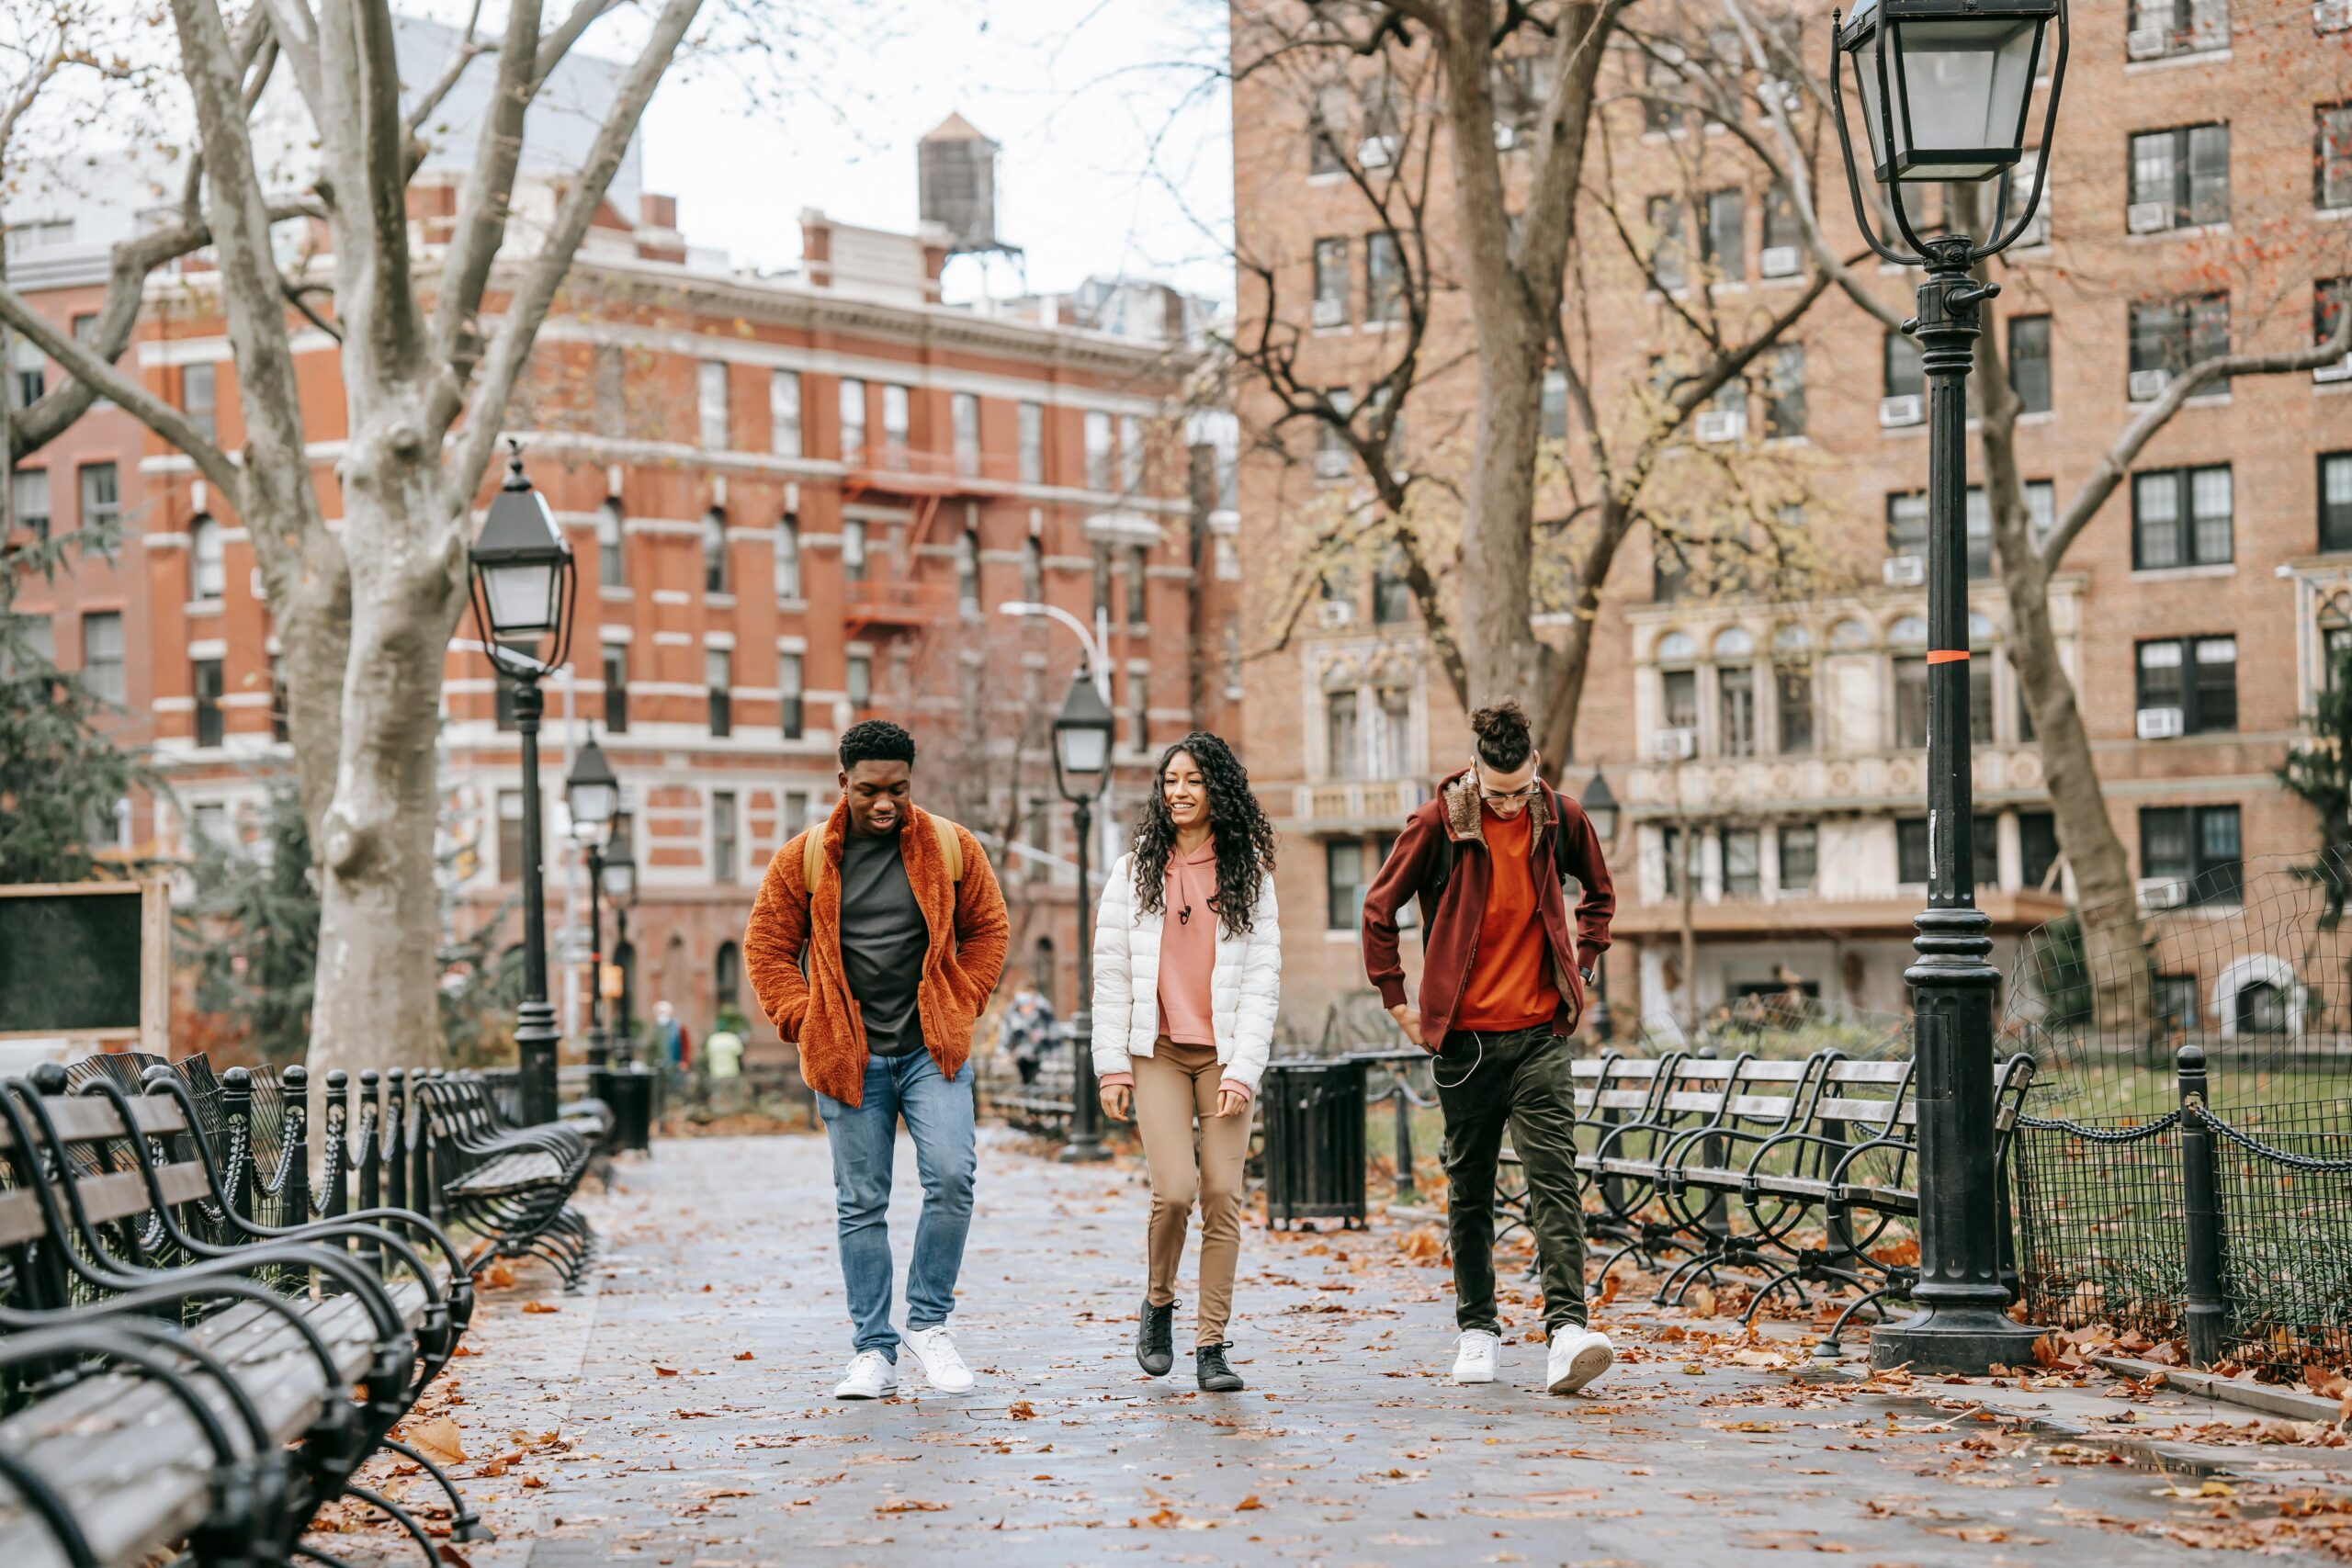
[1090, 851, 1282, 1092]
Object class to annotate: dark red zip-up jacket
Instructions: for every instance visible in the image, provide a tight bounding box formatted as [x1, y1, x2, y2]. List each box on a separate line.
[1360, 768, 1615, 1051]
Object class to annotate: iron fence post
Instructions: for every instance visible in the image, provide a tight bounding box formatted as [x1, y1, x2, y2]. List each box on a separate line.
[2177, 1043, 2229, 1369]
[1390, 1065, 1419, 1208]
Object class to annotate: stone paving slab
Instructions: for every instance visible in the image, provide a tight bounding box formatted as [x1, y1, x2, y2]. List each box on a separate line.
[368, 1130, 2350, 1567]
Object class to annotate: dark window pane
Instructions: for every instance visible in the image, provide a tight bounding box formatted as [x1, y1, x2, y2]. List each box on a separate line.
[193, 659, 223, 748]
[1883, 333, 1924, 399]
[1327, 839, 1366, 931]
[2008, 315, 2052, 413]
[2324, 452, 2352, 554]
[1775, 667, 1814, 754]
[1778, 824, 1818, 890]
[2019, 811, 2060, 891]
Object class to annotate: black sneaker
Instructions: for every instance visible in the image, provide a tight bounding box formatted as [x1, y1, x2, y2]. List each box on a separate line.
[1195, 1342, 1244, 1393]
[1136, 1297, 1176, 1376]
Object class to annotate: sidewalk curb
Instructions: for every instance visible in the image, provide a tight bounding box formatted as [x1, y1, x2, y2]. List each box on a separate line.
[2089, 1354, 2352, 1427]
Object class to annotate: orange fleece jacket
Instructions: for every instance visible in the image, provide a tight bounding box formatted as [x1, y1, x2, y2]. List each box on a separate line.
[742, 801, 1010, 1108]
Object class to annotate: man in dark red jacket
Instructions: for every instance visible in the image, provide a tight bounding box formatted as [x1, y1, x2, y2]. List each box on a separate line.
[1359, 698, 1616, 1395]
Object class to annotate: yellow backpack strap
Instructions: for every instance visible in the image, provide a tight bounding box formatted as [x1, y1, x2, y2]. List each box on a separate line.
[931, 815, 963, 883]
[800, 827, 824, 897]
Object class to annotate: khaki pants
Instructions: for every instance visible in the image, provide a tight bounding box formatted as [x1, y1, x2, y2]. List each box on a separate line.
[1133, 1038, 1254, 1346]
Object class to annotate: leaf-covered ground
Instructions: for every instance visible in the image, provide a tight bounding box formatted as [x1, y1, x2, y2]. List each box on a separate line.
[329, 1130, 2352, 1565]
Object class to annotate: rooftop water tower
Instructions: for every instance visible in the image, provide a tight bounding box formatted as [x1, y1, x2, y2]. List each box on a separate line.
[919, 112, 1017, 257]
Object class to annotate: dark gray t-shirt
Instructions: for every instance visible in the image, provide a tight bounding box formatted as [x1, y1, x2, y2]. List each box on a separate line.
[839, 829, 930, 1057]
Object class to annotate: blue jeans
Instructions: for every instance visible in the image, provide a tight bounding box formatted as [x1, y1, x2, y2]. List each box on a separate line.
[817, 1052, 978, 1360]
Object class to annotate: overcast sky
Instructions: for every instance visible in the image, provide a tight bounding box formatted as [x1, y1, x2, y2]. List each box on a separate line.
[639, 0, 1235, 303]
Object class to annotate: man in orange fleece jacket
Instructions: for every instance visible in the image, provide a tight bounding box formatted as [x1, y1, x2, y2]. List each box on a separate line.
[744, 720, 1008, 1399]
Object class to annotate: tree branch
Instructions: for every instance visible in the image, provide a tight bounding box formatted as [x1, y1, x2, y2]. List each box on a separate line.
[427, 0, 548, 372]
[401, 0, 491, 146]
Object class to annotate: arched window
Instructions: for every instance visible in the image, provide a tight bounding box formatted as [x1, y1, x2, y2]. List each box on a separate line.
[775, 513, 801, 600]
[1771, 624, 1810, 656]
[1889, 615, 1929, 648]
[702, 508, 729, 595]
[1713, 626, 1755, 660]
[1656, 630, 1697, 663]
[2235, 979, 2288, 1035]
[1657, 631, 1698, 736]
[1714, 626, 1757, 757]
[714, 940, 741, 1016]
[1829, 616, 1871, 649]
[596, 498, 626, 589]
[190, 513, 225, 601]
[1891, 616, 1930, 747]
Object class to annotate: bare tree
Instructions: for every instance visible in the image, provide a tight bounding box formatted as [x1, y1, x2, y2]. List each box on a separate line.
[0, 0, 713, 1084]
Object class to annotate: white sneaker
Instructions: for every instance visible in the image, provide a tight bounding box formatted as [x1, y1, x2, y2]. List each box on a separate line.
[1546, 1325, 1614, 1394]
[832, 1348, 898, 1400]
[902, 1325, 976, 1393]
[1451, 1329, 1500, 1384]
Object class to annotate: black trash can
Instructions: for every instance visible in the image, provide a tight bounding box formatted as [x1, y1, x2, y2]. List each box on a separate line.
[606, 1065, 655, 1154]
[1261, 1056, 1368, 1229]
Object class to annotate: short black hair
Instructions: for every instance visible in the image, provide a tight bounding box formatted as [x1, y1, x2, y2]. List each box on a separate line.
[840, 718, 916, 771]
[1469, 699, 1534, 771]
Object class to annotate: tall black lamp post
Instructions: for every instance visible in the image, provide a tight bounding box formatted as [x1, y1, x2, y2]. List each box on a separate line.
[1831, 0, 2065, 1374]
[601, 817, 639, 1061]
[1051, 667, 1116, 1164]
[1579, 767, 1619, 1043]
[567, 735, 619, 1069]
[468, 443, 577, 1127]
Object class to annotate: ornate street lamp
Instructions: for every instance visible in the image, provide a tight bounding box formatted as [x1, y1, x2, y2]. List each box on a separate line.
[567, 735, 619, 1069]
[1050, 667, 1116, 1164]
[1831, 0, 2065, 1376]
[468, 443, 576, 1126]
[1579, 767, 1620, 1043]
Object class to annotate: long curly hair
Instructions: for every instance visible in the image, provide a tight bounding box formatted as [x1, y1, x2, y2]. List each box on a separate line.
[1129, 731, 1278, 937]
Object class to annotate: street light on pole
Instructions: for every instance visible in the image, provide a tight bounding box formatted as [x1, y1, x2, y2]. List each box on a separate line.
[601, 816, 639, 1060]
[468, 441, 577, 1127]
[567, 734, 619, 1069]
[1050, 666, 1116, 1164]
[1830, 0, 2066, 1375]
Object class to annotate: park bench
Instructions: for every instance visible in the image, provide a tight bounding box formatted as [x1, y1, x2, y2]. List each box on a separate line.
[994, 1044, 1078, 1136]
[0, 1058, 486, 1568]
[412, 1071, 603, 1291]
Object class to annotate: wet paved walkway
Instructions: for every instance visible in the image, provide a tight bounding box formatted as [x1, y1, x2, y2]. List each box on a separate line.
[381, 1130, 2351, 1566]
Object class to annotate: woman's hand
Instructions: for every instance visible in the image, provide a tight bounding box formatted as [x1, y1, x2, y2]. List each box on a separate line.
[1100, 1083, 1134, 1122]
[1215, 1087, 1250, 1118]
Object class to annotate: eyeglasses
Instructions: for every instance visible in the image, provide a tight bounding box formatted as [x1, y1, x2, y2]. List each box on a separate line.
[1475, 765, 1542, 805]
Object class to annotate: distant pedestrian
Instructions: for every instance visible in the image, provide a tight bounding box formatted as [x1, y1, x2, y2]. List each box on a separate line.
[743, 719, 1009, 1401]
[1092, 732, 1281, 1394]
[653, 1000, 692, 1073]
[704, 1021, 745, 1112]
[1359, 699, 1618, 1395]
[995, 985, 1057, 1085]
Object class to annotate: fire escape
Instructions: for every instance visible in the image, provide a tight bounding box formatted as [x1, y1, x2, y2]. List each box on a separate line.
[839, 438, 993, 639]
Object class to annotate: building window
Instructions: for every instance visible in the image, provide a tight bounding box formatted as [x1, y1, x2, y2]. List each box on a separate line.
[953, 392, 981, 476]
[1661, 827, 1695, 897]
[1702, 189, 1745, 284]
[768, 368, 802, 456]
[1644, 51, 1685, 135]
[10, 334, 41, 409]
[188, 513, 225, 602]
[1089, 541, 1112, 616]
[1658, 658, 1699, 734]
[2008, 315, 2052, 414]
[1128, 669, 1148, 750]
[2235, 979, 2288, 1035]
[80, 610, 122, 703]
[78, 462, 119, 534]
[184, 363, 217, 442]
[12, 468, 49, 540]
[706, 648, 731, 737]
[1373, 551, 1413, 625]
[702, 509, 729, 595]
[1018, 401, 1045, 483]
[2324, 453, 2352, 554]
[881, 384, 910, 452]
[596, 498, 626, 589]
[839, 377, 866, 457]
[1373, 685, 1412, 777]
[602, 642, 628, 734]
[842, 517, 867, 584]
[498, 789, 531, 882]
[2130, 124, 2229, 231]
[1021, 535, 1045, 602]
[193, 658, 223, 748]
[2130, 0, 2228, 57]
[1326, 840, 1367, 931]
[1723, 829, 1761, 897]
[847, 651, 872, 709]
[955, 528, 981, 613]
[1364, 231, 1403, 323]
[779, 650, 804, 740]
[2132, 464, 2233, 568]
[1312, 236, 1350, 326]
[1761, 186, 1804, 265]
[1892, 654, 1929, 749]
[1969, 657, 1996, 745]
[1718, 663, 1757, 759]
[1310, 82, 1349, 175]
[775, 513, 801, 599]
[1119, 414, 1143, 492]
[714, 941, 741, 1013]
[697, 360, 729, 448]
[1772, 665, 1815, 755]
[1778, 824, 1818, 892]
[2130, 293, 2229, 398]
[2140, 804, 2241, 904]
[1646, 197, 1687, 290]
[2153, 973, 2199, 1036]
[1084, 411, 1114, 491]
[2135, 635, 2237, 733]
[1883, 331, 1924, 400]
[1119, 543, 1146, 626]
[2019, 810, 2060, 891]
[1762, 345, 1805, 438]
[1885, 491, 1928, 563]
[1899, 814, 1998, 886]
[1326, 689, 1362, 780]
[2323, 105, 2352, 210]
[711, 792, 739, 884]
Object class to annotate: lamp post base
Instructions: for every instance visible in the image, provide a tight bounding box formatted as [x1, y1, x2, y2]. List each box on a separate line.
[515, 999, 561, 1126]
[1868, 1307, 2042, 1376]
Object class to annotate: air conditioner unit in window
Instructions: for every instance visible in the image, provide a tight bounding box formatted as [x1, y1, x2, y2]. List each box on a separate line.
[2129, 367, 2172, 402]
[1878, 393, 1924, 427]
[1314, 447, 1352, 480]
[1882, 555, 1926, 588]
[2317, 353, 2352, 384]
[1358, 136, 1396, 169]
[1493, 121, 1519, 151]
[1653, 728, 1697, 761]
[1759, 244, 1802, 278]
[2127, 200, 2174, 234]
[2318, 0, 2352, 33]
[2125, 25, 2170, 57]
[2139, 877, 2189, 911]
[1317, 599, 1356, 629]
[1311, 298, 1346, 329]
[2136, 705, 2185, 739]
[1693, 409, 1747, 445]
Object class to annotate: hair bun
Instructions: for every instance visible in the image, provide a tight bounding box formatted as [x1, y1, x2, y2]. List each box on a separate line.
[1469, 699, 1534, 770]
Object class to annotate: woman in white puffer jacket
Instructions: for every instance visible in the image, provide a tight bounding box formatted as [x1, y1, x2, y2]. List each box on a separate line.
[1092, 730, 1281, 1393]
